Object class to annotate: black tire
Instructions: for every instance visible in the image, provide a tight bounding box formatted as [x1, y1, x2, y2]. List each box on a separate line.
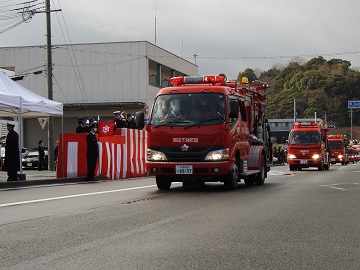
[324, 162, 330, 170]
[224, 162, 239, 190]
[289, 164, 296, 171]
[318, 163, 324, 171]
[156, 176, 171, 190]
[255, 155, 266, 185]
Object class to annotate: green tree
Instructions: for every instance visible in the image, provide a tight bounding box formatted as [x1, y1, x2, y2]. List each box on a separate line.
[237, 68, 257, 82]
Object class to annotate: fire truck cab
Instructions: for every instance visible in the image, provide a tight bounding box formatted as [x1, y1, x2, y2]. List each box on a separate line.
[146, 75, 271, 190]
[327, 134, 348, 165]
[287, 122, 330, 171]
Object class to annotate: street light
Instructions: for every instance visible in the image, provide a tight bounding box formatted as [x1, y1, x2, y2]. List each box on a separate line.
[193, 53, 199, 65]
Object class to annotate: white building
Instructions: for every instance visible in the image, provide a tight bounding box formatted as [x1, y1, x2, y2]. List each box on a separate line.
[0, 41, 198, 149]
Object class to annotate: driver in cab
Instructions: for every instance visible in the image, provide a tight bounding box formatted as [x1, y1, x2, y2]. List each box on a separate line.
[164, 99, 187, 120]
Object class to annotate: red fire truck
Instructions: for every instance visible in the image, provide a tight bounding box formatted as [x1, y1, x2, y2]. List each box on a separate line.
[327, 134, 348, 165]
[287, 122, 330, 171]
[145, 75, 271, 190]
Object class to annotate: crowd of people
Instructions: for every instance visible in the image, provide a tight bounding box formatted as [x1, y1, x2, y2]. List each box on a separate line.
[272, 146, 287, 165]
[75, 111, 137, 135]
[74, 111, 137, 181]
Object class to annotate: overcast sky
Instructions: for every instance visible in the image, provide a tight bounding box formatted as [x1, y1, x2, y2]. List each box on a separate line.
[1, 0, 360, 79]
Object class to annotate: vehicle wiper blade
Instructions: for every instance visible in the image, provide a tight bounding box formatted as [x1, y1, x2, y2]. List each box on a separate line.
[184, 121, 201, 129]
[154, 119, 191, 128]
[200, 116, 224, 123]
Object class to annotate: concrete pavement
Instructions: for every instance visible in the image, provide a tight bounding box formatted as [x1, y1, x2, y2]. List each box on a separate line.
[0, 170, 102, 188]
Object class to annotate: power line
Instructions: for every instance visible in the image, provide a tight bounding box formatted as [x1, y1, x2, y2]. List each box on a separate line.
[0, 0, 43, 33]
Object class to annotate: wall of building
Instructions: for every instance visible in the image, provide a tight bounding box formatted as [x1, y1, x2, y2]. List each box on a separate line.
[0, 41, 198, 153]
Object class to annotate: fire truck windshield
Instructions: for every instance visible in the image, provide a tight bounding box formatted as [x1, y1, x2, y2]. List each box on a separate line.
[329, 141, 343, 149]
[150, 93, 226, 126]
[289, 131, 321, 145]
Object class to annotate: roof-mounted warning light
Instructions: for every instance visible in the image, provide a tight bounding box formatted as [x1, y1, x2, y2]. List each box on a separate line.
[170, 75, 225, 86]
[241, 77, 269, 92]
[327, 134, 343, 139]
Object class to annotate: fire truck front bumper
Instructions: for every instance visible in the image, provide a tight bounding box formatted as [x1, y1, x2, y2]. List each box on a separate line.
[147, 161, 230, 179]
[287, 158, 322, 168]
[330, 156, 344, 164]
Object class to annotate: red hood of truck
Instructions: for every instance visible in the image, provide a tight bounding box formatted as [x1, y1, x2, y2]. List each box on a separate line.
[148, 125, 225, 147]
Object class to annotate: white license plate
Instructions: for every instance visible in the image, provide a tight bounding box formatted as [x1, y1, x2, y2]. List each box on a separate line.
[176, 165, 193, 174]
[27, 163, 32, 166]
[331, 158, 335, 161]
[300, 160, 308, 164]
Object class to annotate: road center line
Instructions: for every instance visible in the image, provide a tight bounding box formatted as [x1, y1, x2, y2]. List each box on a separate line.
[0, 184, 158, 208]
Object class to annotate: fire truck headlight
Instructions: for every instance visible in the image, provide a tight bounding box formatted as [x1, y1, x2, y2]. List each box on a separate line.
[205, 148, 229, 161]
[312, 154, 320, 160]
[338, 155, 343, 159]
[147, 149, 167, 161]
[288, 154, 296, 159]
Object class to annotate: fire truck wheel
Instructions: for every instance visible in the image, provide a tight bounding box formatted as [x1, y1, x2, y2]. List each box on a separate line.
[318, 163, 324, 171]
[289, 165, 296, 171]
[156, 176, 171, 190]
[224, 162, 239, 190]
[255, 155, 266, 185]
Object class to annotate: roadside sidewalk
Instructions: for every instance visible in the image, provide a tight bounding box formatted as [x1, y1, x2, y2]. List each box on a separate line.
[0, 170, 90, 188]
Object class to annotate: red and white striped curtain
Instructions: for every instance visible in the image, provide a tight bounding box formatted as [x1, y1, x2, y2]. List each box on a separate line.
[56, 128, 147, 180]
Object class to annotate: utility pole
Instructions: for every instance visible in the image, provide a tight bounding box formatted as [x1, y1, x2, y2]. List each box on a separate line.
[45, 0, 54, 171]
[193, 53, 199, 65]
[44, 0, 61, 171]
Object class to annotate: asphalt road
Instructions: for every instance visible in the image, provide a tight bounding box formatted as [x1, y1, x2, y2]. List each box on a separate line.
[1, 163, 359, 270]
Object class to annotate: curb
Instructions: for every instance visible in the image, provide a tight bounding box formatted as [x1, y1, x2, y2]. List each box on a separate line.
[0, 176, 109, 189]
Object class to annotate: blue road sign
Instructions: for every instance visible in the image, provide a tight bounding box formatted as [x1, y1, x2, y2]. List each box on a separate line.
[348, 101, 360, 109]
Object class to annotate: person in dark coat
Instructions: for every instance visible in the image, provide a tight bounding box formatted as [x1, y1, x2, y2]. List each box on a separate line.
[54, 140, 59, 170]
[3, 121, 20, 181]
[37, 140, 45, 171]
[114, 111, 127, 130]
[86, 122, 99, 181]
[84, 117, 94, 133]
[76, 117, 85, 133]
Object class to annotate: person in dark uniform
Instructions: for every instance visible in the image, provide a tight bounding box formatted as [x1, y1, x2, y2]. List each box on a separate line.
[84, 117, 94, 133]
[76, 117, 85, 133]
[86, 122, 98, 181]
[114, 111, 127, 130]
[54, 140, 59, 170]
[113, 111, 122, 130]
[37, 140, 45, 171]
[127, 113, 136, 129]
[2, 121, 20, 181]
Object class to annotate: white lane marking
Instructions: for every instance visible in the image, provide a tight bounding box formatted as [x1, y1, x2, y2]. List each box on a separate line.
[318, 185, 346, 191]
[0, 184, 158, 208]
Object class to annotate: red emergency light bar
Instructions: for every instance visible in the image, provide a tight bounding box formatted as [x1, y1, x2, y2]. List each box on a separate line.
[294, 122, 319, 128]
[170, 75, 225, 86]
[327, 135, 343, 139]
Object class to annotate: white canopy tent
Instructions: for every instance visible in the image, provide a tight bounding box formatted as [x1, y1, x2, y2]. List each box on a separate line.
[0, 71, 63, 175]
[0, 71, 63, 117]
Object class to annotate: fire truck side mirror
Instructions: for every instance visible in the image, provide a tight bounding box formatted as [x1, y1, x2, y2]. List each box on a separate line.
[228, 100, 239, 118]
[134, 111, 145, 130]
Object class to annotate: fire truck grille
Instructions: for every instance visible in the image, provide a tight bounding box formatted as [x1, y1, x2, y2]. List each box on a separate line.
[298, 154, 313, 159]
[155, 145, 223, 162]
